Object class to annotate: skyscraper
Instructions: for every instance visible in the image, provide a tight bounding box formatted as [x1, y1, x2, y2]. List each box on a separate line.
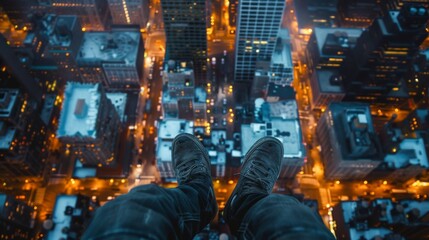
[107, 0, 149, 26]
[161, 0, 208, 85]
[48, 0, 112, 31]
[340, 4, 429, 109]
[234, 0, 285, 84]
[56, 82, 121, 166]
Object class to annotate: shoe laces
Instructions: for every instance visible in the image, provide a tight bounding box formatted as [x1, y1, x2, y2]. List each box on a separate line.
[175, 156, 208, 183]
[242, 150, 277, 194]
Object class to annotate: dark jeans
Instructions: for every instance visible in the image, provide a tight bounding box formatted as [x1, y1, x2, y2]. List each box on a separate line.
[83, 183, 335, 240]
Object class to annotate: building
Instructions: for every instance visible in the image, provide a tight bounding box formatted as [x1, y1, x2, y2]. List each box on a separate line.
[377, 117, 429, 183]
[107, 0, 149, 26]
[56, 82, 121, 166]
[340, 4, 429, 109]
[161, 0, 208, 85]
[251, 29, 295, 100]
[293, 0, 338, 35]
[161, 61, 196, 120]
[333, 198, 429, 240]
[0, 194, 36, 239]
[400, 109, 429, 156]
[241, 100, 305, 179]
[309, 69, 345, 110]
[206, 130, 234, 178]
[0, 89, 47, 178]
[156, 119, 193, 181]
[306, 27, 363, 75]
[337, 0, 381, 28]
[0, 35, 43, 105]
[228, 0, 239, 27]
[46, 194, 98, 240]
[29, 15, 84, 89]
[383, 138, 428, 183]
[47, 0, 112, 31]
[407, 50, 429, 108]
[193, 87, 207, 126]
[76, 27, 143, 91]
[234, 0, 285, 84]
[316, 102, 383, 180]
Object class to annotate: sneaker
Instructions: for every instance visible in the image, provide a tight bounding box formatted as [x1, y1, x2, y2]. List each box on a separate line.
[172, 133, 211, 184]
[224, 137, 283, 217]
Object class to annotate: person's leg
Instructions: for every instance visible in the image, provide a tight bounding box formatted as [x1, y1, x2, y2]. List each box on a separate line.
[236, 194, 336, 239]
[83, 133, 217, 240]
[223, 137, 335, 239]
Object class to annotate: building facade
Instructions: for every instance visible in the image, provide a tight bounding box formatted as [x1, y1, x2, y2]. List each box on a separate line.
[234, 0, 285, 83]
[107, 0, 149, 26]
[161, 0, 208, 85]
[340, 4, 428, 109]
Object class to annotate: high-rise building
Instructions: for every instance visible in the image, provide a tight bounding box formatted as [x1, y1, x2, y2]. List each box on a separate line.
[28, 15, 84, 88]
[0, 35, 42, 105]
[48, 0, 112, 31]
[234, 0, 285, 84]
[293, 0, 338, 35]
[76, 27, 143, 91]
[161, 0, 208, 85]
[340, 4, 429, 109]
[107, 0, 149, 26]
[316, 102, 383, 180]
[337, 0, 381, 28]
[161, 61, 195, 120]
[306, 27, 362, 109]
[251, 29, 294, 100]
[0, 194, 36, 239]
[56, 82, 121, 166]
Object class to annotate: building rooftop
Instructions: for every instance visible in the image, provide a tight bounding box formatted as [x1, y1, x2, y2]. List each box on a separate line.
[241, 119, 304, 159]
[57, 83, 101, 138]
[106, 93, 127, 122]
[315, 69, 345, 93]
[49, 15, 79, 47]
[313, 27, 362, 56]
[194, 87, 207, 103]
[267, 84, 296, 101]
[385, 138, 429, 169]
[48, 195, 78, 240]
[329, 102, 381, 160]
[261, 100, 299, 120]
[335, 198, 429, 240]
[77, 30, 140, 66]
[0, 89, 19, 118]
[271, 41, 293, 69]
[157, 139, 172, 162]
[158, 119, 193, 140]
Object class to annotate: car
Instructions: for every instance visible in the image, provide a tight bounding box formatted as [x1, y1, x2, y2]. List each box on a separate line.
[222, 98, 227, 105]
[222, 118, 227, 126]
[211, 57, 216, 65]
[222, 107, 227, 114]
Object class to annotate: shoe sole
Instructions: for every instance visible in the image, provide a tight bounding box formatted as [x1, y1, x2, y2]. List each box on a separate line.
[223, 137, 283, 217]
[172, 133, 211, 172]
